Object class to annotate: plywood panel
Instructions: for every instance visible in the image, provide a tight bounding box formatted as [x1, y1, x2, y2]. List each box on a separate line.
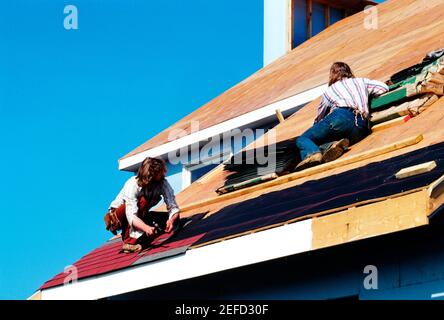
[27, 291, 42, 300]
[396, 161, 437, 179]
[312, 190, 430, 250]
[121, 0, 444, 161]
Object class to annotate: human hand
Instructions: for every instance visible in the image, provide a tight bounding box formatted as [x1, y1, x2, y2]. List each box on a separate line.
[145, 226, 157, 236]
[165, 213, 180, 233]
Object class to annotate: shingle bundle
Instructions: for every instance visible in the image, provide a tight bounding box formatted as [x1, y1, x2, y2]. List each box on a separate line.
[370, 49, 444, 124]
[216, 139, 298, 194]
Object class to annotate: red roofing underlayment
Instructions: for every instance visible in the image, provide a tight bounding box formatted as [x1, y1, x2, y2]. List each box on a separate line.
[40, 233, 205, 290]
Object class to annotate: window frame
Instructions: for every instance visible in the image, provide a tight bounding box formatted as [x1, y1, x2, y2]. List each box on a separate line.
[287, 0, 349, 51]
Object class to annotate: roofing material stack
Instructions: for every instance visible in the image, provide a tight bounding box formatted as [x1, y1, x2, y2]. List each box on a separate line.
[216, 139, 298, 194]
[370, 51, 444, 124]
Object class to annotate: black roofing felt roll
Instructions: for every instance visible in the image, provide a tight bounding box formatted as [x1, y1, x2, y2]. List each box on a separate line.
[390, 52, 443, 84]
[171, 141, 444, 247]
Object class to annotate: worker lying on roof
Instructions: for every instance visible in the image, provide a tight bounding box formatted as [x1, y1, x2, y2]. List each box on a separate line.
[104, 157, 180, 253]
[294, 62, 389, 171]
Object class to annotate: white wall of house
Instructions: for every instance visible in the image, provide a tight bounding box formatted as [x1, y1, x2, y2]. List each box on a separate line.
[165, 163, 183, 195]
[263, 0, 289, 66]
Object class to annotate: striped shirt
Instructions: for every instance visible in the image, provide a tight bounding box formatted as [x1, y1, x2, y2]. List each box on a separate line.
[315, 77, 389, 123]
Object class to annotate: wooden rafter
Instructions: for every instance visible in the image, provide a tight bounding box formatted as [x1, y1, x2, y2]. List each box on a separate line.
[324, 5, 330, 28]
[287, 0, 295, 52]
[275, 109, 285, 123]
[315, 0, 376, 11]
[306, 0, 313, 39]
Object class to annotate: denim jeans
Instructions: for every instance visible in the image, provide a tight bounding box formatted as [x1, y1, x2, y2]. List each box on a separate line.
[296, 107, 371, 161]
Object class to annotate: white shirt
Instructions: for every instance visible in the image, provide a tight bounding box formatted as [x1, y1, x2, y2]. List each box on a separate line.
[109, 176, 180, 239]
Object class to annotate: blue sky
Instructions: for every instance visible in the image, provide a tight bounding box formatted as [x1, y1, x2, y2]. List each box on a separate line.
[0, 0, 262, 299]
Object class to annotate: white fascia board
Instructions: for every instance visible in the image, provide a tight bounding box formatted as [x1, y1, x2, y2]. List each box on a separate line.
[119, 84, 327, 171]
[40, 219, 313, 300]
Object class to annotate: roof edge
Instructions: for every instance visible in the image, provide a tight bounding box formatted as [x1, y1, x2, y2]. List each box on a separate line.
[27, 290, 42, 300]
[39, 219, 313, 299]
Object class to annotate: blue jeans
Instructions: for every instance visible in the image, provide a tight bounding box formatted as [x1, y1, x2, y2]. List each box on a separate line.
[296, 107, 371, 160]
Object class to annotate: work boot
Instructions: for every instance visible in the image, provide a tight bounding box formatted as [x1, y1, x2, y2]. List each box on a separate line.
[294, 152, 322, 171]
[322, 139, 350, 163]
[122, 243, 142, 254]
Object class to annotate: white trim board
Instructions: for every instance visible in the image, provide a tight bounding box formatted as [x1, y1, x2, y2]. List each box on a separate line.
[118, 84, 327, 171]
[39, 219, 313, 300]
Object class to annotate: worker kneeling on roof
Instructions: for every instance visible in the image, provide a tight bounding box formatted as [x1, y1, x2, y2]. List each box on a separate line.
[294, 62, 389, 171]
[104, 157, 180, 253]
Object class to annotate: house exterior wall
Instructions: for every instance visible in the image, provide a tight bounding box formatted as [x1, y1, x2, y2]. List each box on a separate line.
[165, 163, 183, 195]
[263, 0, 288, 66]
